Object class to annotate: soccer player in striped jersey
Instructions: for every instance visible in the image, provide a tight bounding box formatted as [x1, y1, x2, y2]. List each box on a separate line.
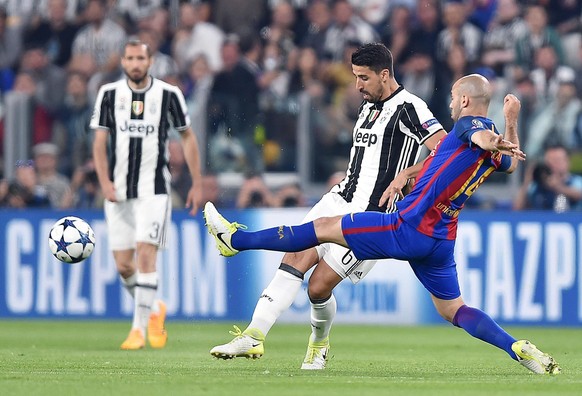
[205, 74, 561, 375]
[91, 39, 202, 350]
[209, 43, 447, 368]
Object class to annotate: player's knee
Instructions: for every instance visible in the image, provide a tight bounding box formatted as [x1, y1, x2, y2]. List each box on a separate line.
[307, 274, 332, 300]
[116, 262, 134, 278]
[281, 250, 318, 274]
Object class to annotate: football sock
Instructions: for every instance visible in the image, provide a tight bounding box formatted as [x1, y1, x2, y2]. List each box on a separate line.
[453, 305, 518, 360]
[121, 273, 138, 298]
[132, 272, 158, 336]
[247, 264, 304, 336]
[231, 222, 318, 252]
[309, 294, 337, 343]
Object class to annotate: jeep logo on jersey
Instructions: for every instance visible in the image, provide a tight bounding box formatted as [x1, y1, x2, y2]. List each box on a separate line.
[119, 120, 156, 136]
[132, 101, 144, 116]
[355, 131, 378, 147]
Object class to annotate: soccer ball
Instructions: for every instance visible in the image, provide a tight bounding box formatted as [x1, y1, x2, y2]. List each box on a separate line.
[48, 216, 96, 264]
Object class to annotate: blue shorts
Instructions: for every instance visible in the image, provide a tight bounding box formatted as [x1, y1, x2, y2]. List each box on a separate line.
[341, 212, 460, 300]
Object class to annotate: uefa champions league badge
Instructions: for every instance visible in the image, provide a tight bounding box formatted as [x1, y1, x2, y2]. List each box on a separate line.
[471, 119, 484, 129]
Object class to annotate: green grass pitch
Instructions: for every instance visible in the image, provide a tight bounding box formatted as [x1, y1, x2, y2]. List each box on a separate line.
[0, 321, 580, 396]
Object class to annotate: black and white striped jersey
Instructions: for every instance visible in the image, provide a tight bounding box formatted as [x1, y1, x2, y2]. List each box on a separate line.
[90, 77, 190, 201]
[330, 86, 444, 212]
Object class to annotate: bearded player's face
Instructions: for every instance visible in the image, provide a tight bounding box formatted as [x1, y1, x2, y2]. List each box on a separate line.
[121, 44, 151, 85]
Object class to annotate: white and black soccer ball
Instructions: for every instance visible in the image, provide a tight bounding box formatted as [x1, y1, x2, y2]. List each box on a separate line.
[48, 216, 96, 264]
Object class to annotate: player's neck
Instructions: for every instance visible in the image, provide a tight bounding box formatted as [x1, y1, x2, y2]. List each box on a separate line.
[378, 79, 401, 102]
[127, 75, 152, 91]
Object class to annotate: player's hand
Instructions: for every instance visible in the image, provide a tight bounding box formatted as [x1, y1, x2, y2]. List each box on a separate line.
[380, 172, 410, 208]
[102, 181, 117, 202]
[492, 134, 526, 161]
[503, 94, 521, 121]
[185, 185, 201, 215]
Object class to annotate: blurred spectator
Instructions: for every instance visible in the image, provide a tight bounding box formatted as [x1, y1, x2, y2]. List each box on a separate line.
[525, 79, 581, 159]
[19, 43, 66, 114]
[208, 34, 263, 173]
[301, 0, 332, 59]
[480, 0, 527, 78]
[24, 0, 79, 67]
[436, 0, 482, 68]
[69, 158, 102, 209]
[260, 0, 297, 65]
[8, 71, 54, 145]
[380, 5, 411, 70]
[184, 55, 214, 169]
[274, 182, 306, 207]
[287, 46, 324, 99]
[0, 6, 22, 88]
[530, 44, 575, 106]
[513, 144, 582, 211]
[350, 0, 391, 30]
[513, 75, 538, 148]
[543, 0, 582, 68]
[113, 0, 163, 28]
[322, 0, 378, 62]
[514, 5, 565, 78]
[236, 173, 274, 208]
[71, 0, 127, 76]
[213, 0, 268, 40]
[52, 71, 92, 177]
[181, 2, 225, 73]
[196, 172, 231, 208]
[32, 142, 73, 208]
[171, 2, 198, 73]
[137, 28, 179, 83]
[467, 0, 497, 31]
[530, 45, 575, 106]
[140, 7, 172, 56]
[400, 0, 442, 116]
[2, 159, 50, 208]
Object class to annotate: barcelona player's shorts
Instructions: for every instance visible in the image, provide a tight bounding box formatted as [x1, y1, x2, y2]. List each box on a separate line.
[341, 212, 460, 300]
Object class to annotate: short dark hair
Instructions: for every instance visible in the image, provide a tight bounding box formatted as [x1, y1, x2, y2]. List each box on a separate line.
[351, 43, 394, 76]
[124, 38, 152, 57]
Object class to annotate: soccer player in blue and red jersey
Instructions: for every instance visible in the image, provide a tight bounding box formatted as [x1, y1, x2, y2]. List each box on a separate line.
[204, 74, 561, 374]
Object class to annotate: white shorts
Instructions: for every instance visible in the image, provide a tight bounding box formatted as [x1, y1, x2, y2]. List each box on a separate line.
[104, 194, 171, 251]
[303, 192, 378, 284]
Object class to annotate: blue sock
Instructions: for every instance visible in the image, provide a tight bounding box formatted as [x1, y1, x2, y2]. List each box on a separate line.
[453, 305, 518, 360]
[231, 222, 319, 252]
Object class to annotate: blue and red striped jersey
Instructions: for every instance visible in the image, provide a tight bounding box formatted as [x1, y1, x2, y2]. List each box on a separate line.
[396, 116, 512, 240]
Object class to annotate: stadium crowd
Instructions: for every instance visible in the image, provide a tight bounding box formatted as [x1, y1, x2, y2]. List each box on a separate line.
[1, 0, 582, 211]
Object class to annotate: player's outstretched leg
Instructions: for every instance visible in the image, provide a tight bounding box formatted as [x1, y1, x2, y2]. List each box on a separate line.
[452, 304, 560, 374]
[203, 202, 319, 255]
[210, 325, 265, 359]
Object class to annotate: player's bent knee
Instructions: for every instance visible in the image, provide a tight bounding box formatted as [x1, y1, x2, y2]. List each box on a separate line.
[281, 250, 319, 274]
[313, 216, 345, 245]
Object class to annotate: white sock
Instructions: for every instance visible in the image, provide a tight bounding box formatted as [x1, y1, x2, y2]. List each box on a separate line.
[121, 273, 138, 298]
[247, 268, 303, 336]
[310, 294, 337, 343]
[132, 272, 158, 336]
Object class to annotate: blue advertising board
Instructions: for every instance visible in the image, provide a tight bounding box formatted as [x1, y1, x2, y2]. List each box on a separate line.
[0, 209, 580, 326]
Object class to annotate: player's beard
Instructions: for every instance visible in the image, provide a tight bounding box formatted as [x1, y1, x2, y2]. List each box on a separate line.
[125, 70, 148, 86]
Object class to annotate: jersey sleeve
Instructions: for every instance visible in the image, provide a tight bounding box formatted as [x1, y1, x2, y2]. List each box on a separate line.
[90, 86, 112, 131]
[168, 86, 191, 131]
[400, 99, 444, 144]
[455, 117, 488, 147]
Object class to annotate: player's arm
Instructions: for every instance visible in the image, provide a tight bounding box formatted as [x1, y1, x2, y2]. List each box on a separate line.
[180, 127, 203, 215]
[92, 128, 117, 202]
[379, 129, 447, 207]
[470, 94, 525, 173]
